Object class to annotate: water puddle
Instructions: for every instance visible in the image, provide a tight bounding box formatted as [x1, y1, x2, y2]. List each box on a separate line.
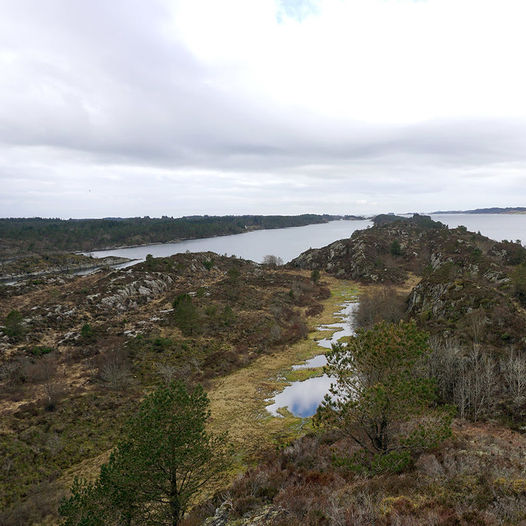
[266, 300, 359, 418]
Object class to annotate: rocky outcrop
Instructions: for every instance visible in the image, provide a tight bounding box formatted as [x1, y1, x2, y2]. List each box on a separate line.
[203, 502, 285, 526]
[0, 253, 132, 282]
[97, 273, 174, 311]
[289, 215, 445, 283]
[290, 215, 526, 287]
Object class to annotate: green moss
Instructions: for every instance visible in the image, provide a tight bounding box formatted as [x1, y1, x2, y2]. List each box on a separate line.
[283, 367, 323, 382]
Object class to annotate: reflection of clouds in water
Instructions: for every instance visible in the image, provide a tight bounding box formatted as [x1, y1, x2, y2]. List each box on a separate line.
[292, 354, 327, 370]
[315, 302, 359, 349]
[266, 375, 334, 418]
[267, 301, 358, 418]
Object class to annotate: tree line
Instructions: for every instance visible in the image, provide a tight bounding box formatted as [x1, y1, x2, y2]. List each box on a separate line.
[0, 215, 345, 255]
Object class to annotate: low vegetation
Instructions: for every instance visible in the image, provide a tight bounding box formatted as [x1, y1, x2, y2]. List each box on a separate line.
[0, 252, 329, 524]
[3, 215, 526, 525]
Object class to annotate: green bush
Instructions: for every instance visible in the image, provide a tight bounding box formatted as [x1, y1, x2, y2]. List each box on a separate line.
[151, 337, 172, 353]
[172, 294, 201, 336]
[80, 323, 95, 341]
[390, 239, 402, 256]
[30, 346, 53, 357]
[202, 259, 214, 270]
[4, 310, 25, 341]
[316, 321, 453, 471]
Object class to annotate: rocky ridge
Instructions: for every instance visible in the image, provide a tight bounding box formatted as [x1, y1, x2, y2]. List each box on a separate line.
[290, 215, 526, 349]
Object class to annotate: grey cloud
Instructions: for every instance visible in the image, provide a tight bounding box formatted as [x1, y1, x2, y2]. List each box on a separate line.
[1, 0, 525, 217]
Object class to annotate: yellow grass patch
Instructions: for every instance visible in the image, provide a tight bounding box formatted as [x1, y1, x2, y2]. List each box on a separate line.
[207, 276, 359, 468]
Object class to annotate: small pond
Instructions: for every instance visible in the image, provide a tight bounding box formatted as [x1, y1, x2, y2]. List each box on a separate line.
[266, 301, 359, 418]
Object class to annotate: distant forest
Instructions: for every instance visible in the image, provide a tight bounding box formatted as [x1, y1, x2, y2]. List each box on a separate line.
[0, 214, 355, 256]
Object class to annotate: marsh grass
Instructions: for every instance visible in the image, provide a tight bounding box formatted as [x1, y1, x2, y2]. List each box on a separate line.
[207, 277, 359, 468]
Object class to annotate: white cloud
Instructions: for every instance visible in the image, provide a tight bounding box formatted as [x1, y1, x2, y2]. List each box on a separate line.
[0, 0, 525, 217]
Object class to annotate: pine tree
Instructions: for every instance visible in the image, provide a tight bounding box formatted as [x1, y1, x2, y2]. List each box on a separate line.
[316, 321, 453, 473]
[60, 382, 230, 525]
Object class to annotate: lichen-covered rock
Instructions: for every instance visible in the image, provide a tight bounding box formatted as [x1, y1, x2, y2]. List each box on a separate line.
[203, 503, 285, 526]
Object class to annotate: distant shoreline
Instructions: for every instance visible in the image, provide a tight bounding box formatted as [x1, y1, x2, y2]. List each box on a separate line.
[431, 207, 526, 215]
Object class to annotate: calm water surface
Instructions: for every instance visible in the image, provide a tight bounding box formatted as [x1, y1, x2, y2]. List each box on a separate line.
[89, 214, 526, 266]
[89, 220, 372, 264]
[431, 214, 526, 243]
[266, 302, 359, 418]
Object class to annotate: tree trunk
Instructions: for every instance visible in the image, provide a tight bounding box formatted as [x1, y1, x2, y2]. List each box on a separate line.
[169, 474, 181, 526]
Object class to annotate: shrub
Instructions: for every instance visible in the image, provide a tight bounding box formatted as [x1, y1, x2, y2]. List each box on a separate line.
[80, 323, 94, 341]
[145, 253, 154, 270]
[227, 267, 240, 281]
[172, 294, 201, 336]
[316, 321, 453, 471]
[4, 310, 25, 341]
[262, 255, 284, 268]
[202, 258, 214, 270]
[221, 306, 235, 327]
[151, 337, 172, 353]
[390, 240, 402, 256]
[355, 287, 406, 329]
[30, 346, 53, 357]
[94, 350, 132, 391]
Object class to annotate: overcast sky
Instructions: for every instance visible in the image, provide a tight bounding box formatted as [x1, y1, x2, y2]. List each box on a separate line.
[2, 0, 526, 218]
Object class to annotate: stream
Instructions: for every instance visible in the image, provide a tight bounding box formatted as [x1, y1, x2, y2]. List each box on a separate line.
[266, 301, 359, 418]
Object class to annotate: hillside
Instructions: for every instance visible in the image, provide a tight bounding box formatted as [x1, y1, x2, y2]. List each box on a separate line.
[189, 217, 526, 526]
[0, 253, 330, 524]
[3, 217, 526, 525]
[290, 214, 526, 349]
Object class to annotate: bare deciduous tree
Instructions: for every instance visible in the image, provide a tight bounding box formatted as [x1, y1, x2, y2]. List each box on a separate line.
[262, 255, 283, 268]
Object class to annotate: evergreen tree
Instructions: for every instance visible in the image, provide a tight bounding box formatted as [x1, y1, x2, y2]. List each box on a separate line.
[4, 310, 25, 341]
[316, 321, 453, 473]
[60, 382, 230, 525]
[172, 294, 201, 336]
